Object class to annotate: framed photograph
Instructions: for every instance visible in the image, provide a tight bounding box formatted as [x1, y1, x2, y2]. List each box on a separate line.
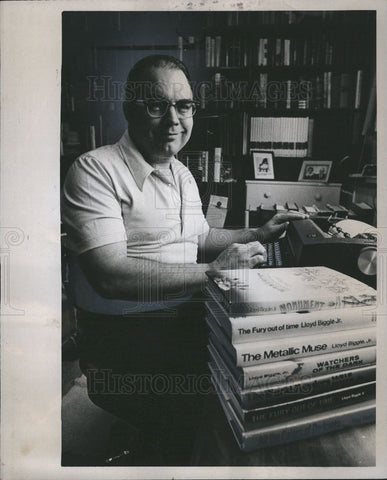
[252, 151, 275, 179]
[298, 160, 332, 182]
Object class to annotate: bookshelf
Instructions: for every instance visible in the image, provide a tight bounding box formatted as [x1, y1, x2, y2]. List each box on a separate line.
[61, 10, 376, 220]
[187, 10, 374, 177]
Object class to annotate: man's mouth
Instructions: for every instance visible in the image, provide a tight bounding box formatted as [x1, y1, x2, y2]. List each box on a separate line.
[158, 132, 182, 140]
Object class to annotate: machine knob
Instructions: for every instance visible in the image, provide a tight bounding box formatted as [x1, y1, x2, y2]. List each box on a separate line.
[357, 246, 377, 276]
[314, 193, 322, 201]
[263, 192, 271, 199]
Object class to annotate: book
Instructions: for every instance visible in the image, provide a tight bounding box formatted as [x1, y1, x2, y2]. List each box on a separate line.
[211, 364, 375, 429]
[209, 341, 375, 409]
[177, 35, 183, 61]
[206, 299, 376, 344]
[354, 69, 363, 109]
[208, 339, 376, 389]
[307, 117, 314, 157]
[215, 36, 221, 67]
[213, 147, 222, 182]
[179, 150, 203, 182]
[201, 150, 209, 182]
[205, 36, 211, 67]
[206, 267, 376, 316]
[207, 312, 376, 368]
[218, 393, 375, 452]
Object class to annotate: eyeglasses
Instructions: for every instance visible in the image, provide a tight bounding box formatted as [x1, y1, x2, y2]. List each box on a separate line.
[134, 99, 198, 118]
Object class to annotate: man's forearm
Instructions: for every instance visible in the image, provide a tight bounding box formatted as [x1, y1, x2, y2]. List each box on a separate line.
[80, 235, 268, 303]
[199, 227, 260, 260]
[81, 250, 212, 302]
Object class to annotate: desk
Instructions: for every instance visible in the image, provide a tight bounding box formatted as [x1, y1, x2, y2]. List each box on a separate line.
[191, 393, 375, 466]
[245, 181, 342, 227]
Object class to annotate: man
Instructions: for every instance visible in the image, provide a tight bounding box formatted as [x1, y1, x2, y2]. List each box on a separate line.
[61, 55, 306, 464]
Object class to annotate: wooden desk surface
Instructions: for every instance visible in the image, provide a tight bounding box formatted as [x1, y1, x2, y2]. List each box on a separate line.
[191, 393, 375, 466]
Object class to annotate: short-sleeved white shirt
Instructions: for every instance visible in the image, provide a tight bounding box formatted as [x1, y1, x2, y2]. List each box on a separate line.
[61, 130, 209, 314]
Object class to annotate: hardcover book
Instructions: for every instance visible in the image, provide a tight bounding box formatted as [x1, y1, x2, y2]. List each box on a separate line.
[218, 392, 375, 452]
[206, 266, 376, 316]
[208, 339, 376, 389]
[211, 362, 375, 428]
[209, 343, 376, 409]
[206, 299, 376, 344]
[207, 311, 376, 368]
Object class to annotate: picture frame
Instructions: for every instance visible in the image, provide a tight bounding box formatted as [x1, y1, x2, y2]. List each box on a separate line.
[298, 160, 332, 183]
[252, 151, 275, 179]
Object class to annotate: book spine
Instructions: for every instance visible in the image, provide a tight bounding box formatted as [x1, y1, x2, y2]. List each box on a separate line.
[178, 35, 183, 61]
[234, 328, 376, 367]
[209, 335, 376, 391]
[235, 365, 375, 409]
[199, 83, 206, 110]
[244, 382, 375, 427]
[206, 300, 376, 345]
[242, 346, 376, 389]
[262, 38, 268, 66]
[235, 401, 375, 452]
[257, 38, 262, 66]
[201, 150, 209, 182]
[213, 367, 375, 427]
[206, 268, 376, 317]
[354, 69, 363, 109]
[213, 147, 222, 182]
[210, 37, 215, 67]
[242, 112, 249, 156]
[205, 36, 211, 67]
[229, 307, 376, 344]
[89, 125, 96, 150]
[307, 118, 314, 157]
[228, 293, 374, 316]
[215, 36, 221, 67]
[284, 39, 290, 66]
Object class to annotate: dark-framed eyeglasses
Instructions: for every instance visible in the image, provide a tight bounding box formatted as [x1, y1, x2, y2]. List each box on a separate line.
[134, 99, 199, 118]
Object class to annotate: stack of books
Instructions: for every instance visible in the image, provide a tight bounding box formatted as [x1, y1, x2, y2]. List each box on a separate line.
[205, 266, 377, 452]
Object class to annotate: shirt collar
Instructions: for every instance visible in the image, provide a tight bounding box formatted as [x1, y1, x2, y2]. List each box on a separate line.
[117, 130, 179, 191]
[117, 130, 154, 191]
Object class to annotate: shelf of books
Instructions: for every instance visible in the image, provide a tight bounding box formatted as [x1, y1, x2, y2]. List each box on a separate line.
[205, 266, 376, 452]
[178, 10, 375, 190]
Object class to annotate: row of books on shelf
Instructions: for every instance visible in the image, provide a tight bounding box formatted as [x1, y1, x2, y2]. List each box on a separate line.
[205, 11, 301, 27]
[199, 70, 363, 111]
[204, 34, 367, 68]
[205, 266, 376, 451]
[179, 148, 233, 183]
[204, 11, 372, 28]
[315, 70, 363, 109]
[250, 116, 312, 158]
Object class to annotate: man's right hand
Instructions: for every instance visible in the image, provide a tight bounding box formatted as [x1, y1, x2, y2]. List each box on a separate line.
[210, 241, 266, 271]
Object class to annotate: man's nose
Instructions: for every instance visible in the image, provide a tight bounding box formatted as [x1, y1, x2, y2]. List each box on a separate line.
[164, 105, 180, 124]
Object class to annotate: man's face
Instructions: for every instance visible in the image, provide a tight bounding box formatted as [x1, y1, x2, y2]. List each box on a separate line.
[128, 67, 194, 164]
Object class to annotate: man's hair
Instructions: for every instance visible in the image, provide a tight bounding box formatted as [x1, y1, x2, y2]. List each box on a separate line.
[124, 55, 192, 120]
[127, 54, 191, 86]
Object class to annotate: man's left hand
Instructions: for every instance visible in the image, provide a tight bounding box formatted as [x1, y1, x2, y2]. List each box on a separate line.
[257, 211, 309, 243]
